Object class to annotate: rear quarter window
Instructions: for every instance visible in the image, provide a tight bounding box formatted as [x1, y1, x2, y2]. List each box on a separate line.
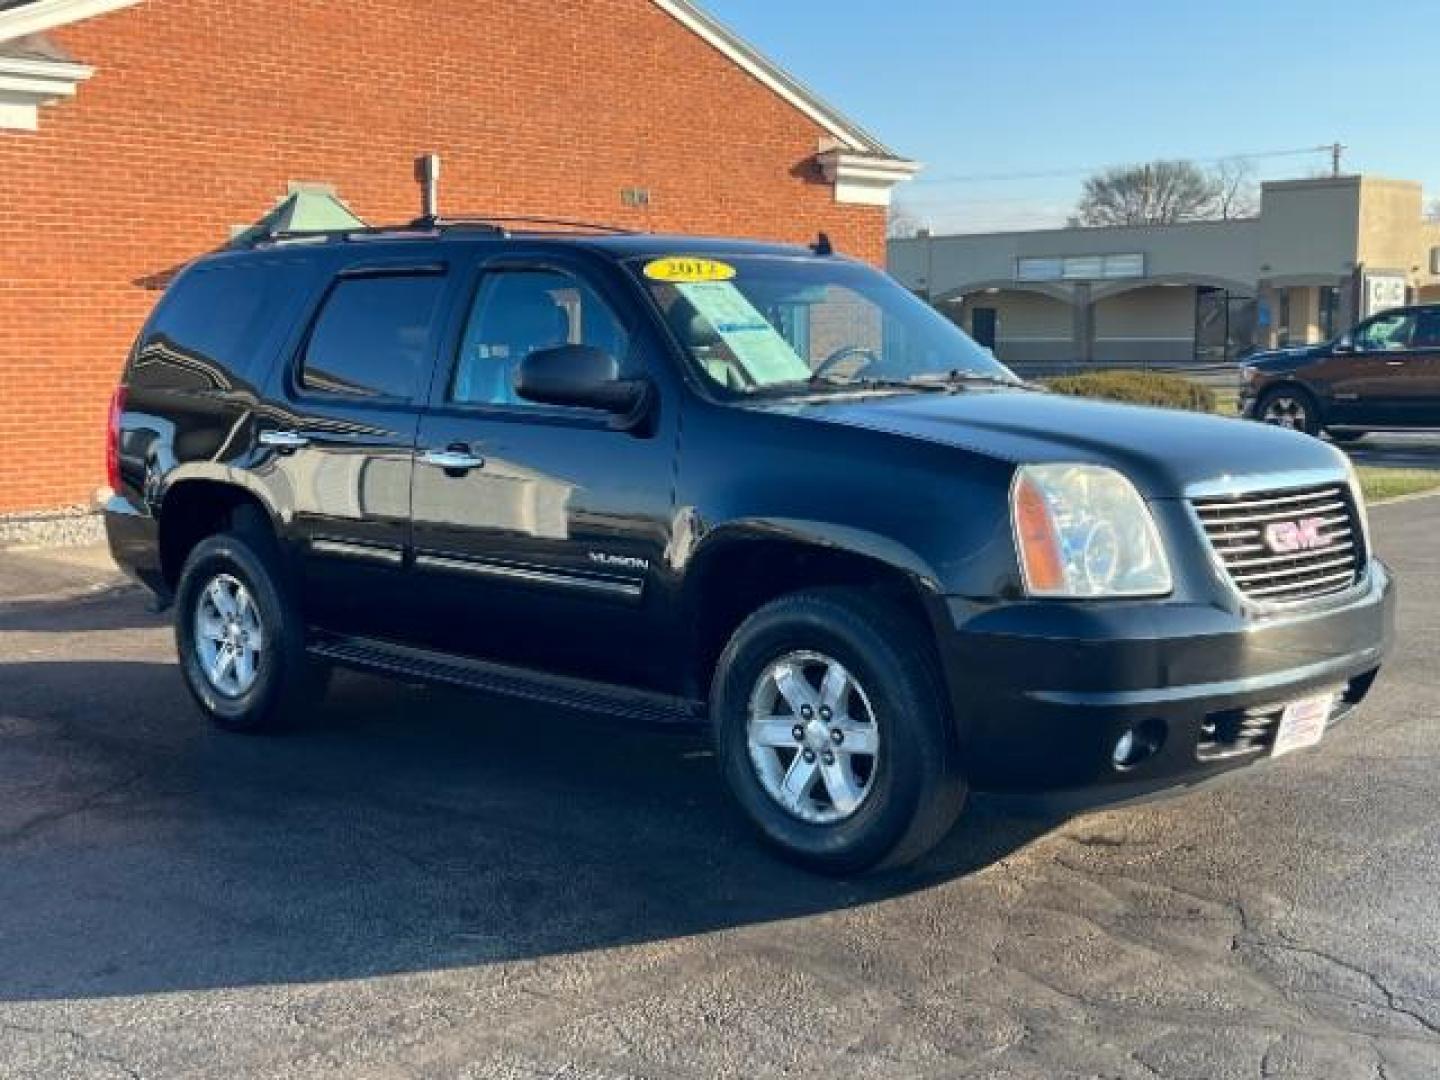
[133, 261, 311, 391]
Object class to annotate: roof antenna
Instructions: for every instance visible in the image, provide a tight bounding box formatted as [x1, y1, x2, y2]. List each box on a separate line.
[414, 152, 441, 227]
[811, 231, 834, 256]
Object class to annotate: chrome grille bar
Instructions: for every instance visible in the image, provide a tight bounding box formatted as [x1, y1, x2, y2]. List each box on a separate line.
[1192, 483, 1364, 605]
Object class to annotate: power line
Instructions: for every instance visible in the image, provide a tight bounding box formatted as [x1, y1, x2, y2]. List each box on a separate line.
[912, 144, 1341, 187]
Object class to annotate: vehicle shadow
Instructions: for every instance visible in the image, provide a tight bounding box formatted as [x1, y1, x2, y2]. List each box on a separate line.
[0, 656, 1059, 1004]
[0, 587, 162, 635]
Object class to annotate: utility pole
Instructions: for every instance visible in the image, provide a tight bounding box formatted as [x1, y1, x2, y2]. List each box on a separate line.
[1330, 142, 1346, 178]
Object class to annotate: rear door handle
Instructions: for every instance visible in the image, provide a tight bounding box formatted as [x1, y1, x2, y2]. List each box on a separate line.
[422, 448, 486, 473]
[259, 430, 310, 452]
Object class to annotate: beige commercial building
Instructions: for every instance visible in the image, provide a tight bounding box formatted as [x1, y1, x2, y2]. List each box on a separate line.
[889, 176, 1440, 370]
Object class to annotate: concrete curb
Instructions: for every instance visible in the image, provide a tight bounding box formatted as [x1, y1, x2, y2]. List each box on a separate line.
[0, 507, 104, 551]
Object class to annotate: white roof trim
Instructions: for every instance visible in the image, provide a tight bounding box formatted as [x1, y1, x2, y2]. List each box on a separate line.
[0, 51, 92, 129]
[818, 149, 922, 207]
[0, 0, 140, 43]
[650, 0, 899, 158]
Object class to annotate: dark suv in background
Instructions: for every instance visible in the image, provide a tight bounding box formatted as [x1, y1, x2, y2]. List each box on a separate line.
[106, 221, 1394, 874]
[1241, 304, 1440, 439]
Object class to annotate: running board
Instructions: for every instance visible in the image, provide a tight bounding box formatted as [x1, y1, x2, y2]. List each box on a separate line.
[308, 634, 708, 728]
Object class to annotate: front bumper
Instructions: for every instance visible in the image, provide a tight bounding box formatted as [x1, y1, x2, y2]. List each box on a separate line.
[940, 561, 1395, 802]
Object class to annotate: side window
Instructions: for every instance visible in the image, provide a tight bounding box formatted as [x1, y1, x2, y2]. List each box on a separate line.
[1411, 310, 1440, 349]
[1355, 313, 1415, 352]
[450, 270, 630, 407]
[301, 274, 446, 401]
[136, 263, 303, 390]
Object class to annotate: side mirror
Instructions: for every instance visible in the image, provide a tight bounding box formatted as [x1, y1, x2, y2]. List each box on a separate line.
[1333, 335, 1355, 355]
[515, 345, 650, 418]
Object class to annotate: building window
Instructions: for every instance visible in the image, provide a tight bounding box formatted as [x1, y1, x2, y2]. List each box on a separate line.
[1318, 286, 1340, 340]
[1016, 253, 1145, 282]
[1277, 289, 1291, 346]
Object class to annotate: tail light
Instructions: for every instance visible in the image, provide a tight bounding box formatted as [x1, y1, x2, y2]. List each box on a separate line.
[106, 385, 127, 493]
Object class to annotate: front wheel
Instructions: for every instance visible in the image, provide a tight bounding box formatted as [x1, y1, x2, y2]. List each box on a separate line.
[712, 589, 966, 876]
[1256, 385, 1321, 436]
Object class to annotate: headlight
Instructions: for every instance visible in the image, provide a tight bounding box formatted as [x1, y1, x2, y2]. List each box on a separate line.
[1011, 464, 1173, 598]
[1239, 365, 1259, 385]
[1342, 456, 1373, 556]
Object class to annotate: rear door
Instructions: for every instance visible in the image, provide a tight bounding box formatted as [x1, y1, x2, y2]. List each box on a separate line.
[261, 260, 450, 638]
[1404, 308, 1440, 427]
[409, 250, 679, 690]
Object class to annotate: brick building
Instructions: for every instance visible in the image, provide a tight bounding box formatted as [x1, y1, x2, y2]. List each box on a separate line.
[0, 0, 916, 521]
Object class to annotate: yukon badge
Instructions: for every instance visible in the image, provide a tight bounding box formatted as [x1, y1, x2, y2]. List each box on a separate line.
[1264, 517, 1331, 555]
[589, 552, 650, 572]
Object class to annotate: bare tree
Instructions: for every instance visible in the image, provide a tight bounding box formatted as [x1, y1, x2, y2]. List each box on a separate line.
[887, 200, 924, 240]
[1070, 160, 1225, 227]
[1213, 157, 1259, 220]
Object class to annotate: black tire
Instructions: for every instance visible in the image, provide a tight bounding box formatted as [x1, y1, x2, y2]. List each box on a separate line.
[711, 588, 966, 876]
[174, 524, 326, 734]
[1256, 384, 1321, 437]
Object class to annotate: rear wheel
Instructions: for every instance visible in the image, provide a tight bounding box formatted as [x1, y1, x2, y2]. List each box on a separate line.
[1257, 385, 1320, 436]
[712, 588, 966, 876]
[174, 526, 327, 733]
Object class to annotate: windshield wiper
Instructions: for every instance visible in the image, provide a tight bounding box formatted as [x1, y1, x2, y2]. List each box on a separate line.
[749, 374, 947, 397]
[910, 369, 1034, 391]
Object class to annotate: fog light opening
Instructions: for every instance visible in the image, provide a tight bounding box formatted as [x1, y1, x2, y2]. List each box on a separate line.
[1112, 718, 1167, 772]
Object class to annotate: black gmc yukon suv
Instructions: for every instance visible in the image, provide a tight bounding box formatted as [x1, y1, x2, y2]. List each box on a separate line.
[106, 223, 1395, 874]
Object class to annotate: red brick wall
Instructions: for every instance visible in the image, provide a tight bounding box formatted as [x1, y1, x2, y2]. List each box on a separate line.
[0, 0, 886, 514]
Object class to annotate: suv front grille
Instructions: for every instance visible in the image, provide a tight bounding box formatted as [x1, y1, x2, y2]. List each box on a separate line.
[1191, 484, 1364, 605]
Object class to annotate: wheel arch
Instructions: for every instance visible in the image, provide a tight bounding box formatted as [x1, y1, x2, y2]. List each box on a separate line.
[1258, 377, 1328, 425]
[157, 472, 286, 591]
[680, 522, 951, 703]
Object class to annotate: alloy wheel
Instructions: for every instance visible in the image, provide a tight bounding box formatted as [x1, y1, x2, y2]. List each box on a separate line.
[1262, 395, 1309, 431]
[746, 651, 881, 825]
[194, 573, 265, 698]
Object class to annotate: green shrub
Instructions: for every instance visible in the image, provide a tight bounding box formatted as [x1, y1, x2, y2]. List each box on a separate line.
[1043, 370, 1217, 414]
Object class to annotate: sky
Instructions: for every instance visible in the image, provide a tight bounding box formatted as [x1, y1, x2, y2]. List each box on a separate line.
[703, 0, 1440, 233]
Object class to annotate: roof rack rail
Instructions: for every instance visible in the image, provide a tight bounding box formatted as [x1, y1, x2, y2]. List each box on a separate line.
[251, 224, 441, 249]
[412, 215, 640, 236]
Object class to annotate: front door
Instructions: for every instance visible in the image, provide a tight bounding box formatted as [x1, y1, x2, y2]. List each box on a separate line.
[409, 254, 679, 691]
[262, 263, 449, 637]
[1326, 309, 1433, 427]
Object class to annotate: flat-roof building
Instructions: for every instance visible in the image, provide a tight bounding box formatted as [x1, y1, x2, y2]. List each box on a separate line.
[889, 176, 1440, 371]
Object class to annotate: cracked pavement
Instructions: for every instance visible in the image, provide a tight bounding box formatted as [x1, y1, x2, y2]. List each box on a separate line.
[0, 496, 1437, 1078]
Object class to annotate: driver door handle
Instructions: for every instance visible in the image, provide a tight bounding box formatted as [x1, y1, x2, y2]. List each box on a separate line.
[259, 430, 310, 452]
[422, 448, 486, 473]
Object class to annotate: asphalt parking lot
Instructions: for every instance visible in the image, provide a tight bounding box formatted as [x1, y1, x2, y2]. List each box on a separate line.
[1, 494, 1438, 1080]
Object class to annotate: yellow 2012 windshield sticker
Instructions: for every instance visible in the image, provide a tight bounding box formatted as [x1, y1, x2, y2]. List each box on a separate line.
[643, 257, 737, 283]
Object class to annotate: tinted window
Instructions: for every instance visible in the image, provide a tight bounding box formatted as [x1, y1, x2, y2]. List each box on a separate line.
[302, 274, 446, 400]
[450, 270, 629, 406]
[1412, 310, 1440, 349]
[136, 263, 305, 390]
[1356, 312, 1415, 352]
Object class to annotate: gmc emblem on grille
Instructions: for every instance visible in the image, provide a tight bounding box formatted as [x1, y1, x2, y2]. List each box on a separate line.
[1264, 517, 1331, 555]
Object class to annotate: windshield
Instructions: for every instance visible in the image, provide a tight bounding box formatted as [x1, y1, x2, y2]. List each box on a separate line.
[631, 255, 1019, 395]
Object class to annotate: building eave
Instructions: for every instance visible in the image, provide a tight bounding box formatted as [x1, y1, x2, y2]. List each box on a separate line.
[0, 0, 140, 43]
[817, 149, 922, 208]
[0, 51, 92, 129]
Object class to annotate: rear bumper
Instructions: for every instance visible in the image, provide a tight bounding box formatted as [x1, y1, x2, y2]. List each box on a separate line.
[103, 492, 165, 597]
[940, 561, 1395, 800]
